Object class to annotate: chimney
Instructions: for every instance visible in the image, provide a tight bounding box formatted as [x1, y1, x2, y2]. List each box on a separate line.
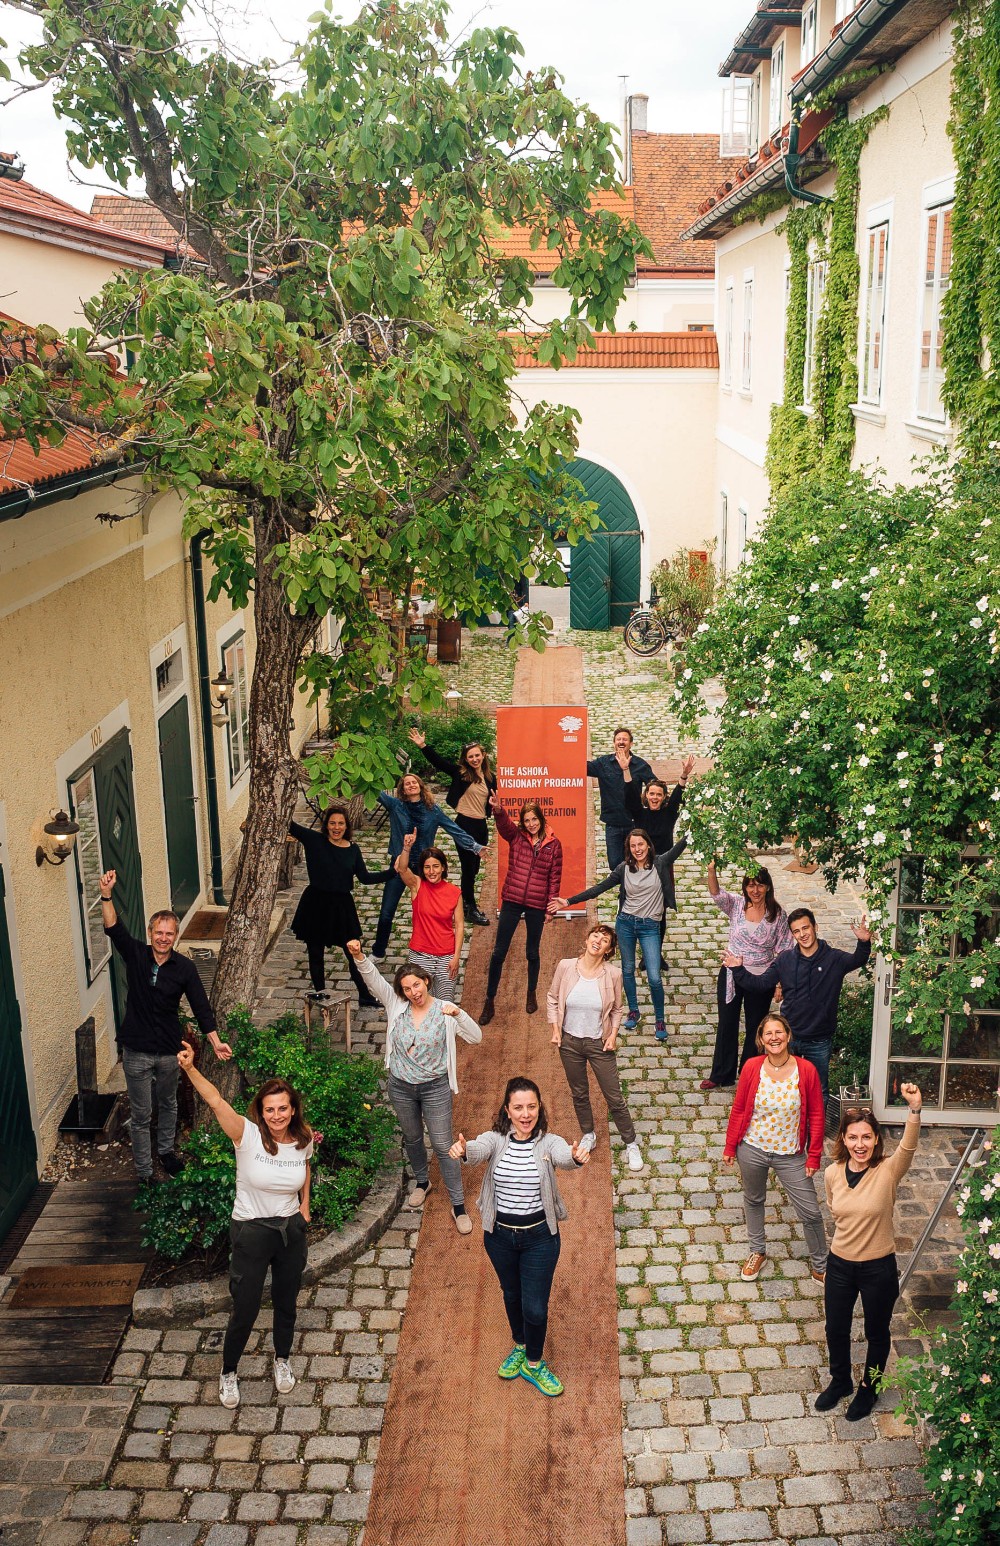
[624, 93, 648, 185]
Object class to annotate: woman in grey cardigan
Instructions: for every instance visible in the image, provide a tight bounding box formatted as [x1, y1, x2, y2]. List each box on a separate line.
[449, 1076, 589, 1398]
[551, 829, 686, 1042]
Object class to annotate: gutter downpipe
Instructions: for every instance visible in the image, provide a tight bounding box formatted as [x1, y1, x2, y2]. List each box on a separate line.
[785, 0, 911, 204]
[190, 533, 227, 904]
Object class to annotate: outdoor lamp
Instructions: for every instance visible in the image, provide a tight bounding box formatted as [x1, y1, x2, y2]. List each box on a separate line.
[36, 809, 80, 867]
[444, 687, 463, 715]
[210, 668, 234, 712]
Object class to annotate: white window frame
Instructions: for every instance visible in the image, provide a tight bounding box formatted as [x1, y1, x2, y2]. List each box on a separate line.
[803, 256, 828, 409]
[68, 764, 113, 986]
[149, 623, 188, 716]
[768, 39, 785, 136]
[913, 191, 954, 425]
[723, 282, 734, 389]
[721, 75, 752, 158]
[741, 275, 754, 392]
[719, 491, 729, 577]
[861, 213, 891, 406]
[738, 504, 750, 565]
[800, 1, 819, 67]
[835, 0, 858, 21]
[748, 69, 762, 158]
[219, 626, 251, 791]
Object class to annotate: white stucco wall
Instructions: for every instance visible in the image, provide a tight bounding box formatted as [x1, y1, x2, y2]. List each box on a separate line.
[0, 229, 153, 333]
[525, 275, 715, 333]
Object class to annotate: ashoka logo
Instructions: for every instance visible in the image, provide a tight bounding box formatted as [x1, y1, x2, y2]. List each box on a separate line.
[559, 715, 584, 734]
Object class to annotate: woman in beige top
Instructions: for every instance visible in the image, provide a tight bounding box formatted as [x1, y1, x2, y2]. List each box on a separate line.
[548, 924, 643, 1172]
[816, 1081, 922, 1422]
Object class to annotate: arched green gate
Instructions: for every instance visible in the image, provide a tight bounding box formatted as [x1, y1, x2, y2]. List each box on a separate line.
[565, 459, 642, 630]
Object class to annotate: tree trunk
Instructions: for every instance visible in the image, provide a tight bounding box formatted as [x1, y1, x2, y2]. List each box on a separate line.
[207, 500, 314, 1102]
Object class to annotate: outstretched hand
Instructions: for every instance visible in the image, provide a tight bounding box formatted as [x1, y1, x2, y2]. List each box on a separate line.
[345, 939, 364, 961]
[615, 747, 631, 772]
[548, 897, 567, 914]
[488, 792, 500, 812]
[852, 915, 872, 942]
[449, 1133, 467, 1159]
[177, 1043, 195, 1073]
[402, 829, 417, 851]
[570, 1140, 591, 1166]
[680, 754, 696, 783]
[408, 728, 426, 749]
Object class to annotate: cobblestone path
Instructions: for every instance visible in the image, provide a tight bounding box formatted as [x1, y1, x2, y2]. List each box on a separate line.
[6, 627, 960, 1545]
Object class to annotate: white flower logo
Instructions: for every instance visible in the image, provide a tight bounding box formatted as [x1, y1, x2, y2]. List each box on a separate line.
[558, 715, 583, 734]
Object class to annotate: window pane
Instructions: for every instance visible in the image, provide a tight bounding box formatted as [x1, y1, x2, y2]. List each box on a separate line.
[895, 907, 946, 954]
[890, 1008, 944, 1059]
[943, 1064, 1000, 1110]
[898, 856, 932, 906]
[862, 223, 888, 404]
[886, 1062, 942, 1109]
[70, 768, 112, 982]
[948, 1012, 1000, 1059]
[917, 206, 951, 421]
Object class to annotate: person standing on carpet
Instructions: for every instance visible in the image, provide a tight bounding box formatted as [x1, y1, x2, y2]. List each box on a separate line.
[547, 924, 644, 1172]
[395, 833, 464, 1002]
[450, 1075, 590, 1397]
[371, 772, 486, 959]
[176, 1044, 312, 1410]
[700, 861, 792, 1091]
[289, 806, 390, 1009]
[815, 1083, 922, 1421]
[480, 797, 562, 1025]
[408, 727, 496, 926]
[550, 828, 686, 1042]
[346, 939, 482, 1232]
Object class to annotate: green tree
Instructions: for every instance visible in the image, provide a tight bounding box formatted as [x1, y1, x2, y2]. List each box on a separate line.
[0, 0, 647, 1081]
[674, 458, 1000, 1050]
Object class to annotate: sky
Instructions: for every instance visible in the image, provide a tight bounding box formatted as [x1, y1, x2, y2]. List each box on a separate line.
[0, 0, 751, 211]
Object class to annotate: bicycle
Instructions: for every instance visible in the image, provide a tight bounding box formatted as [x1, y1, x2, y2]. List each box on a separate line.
[623, 596, 679, 657]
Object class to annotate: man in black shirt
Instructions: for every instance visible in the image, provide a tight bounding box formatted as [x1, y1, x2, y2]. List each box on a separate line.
[100, 869, 232, 1181]
[586, 728, 655, 869]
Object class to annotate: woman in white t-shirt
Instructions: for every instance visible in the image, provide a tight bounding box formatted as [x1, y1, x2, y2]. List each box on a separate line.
[177, 1045, 313, 1410]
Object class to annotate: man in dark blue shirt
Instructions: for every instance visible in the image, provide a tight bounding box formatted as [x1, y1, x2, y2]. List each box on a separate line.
[725, 907, 871, 1102]
[586, 728, 654, 869]
[100, 869, 232, 1181]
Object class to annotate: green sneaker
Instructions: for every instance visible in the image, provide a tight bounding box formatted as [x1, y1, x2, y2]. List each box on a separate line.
[497, 1345, 526, 1379]
[520, 1359, 564, 1397]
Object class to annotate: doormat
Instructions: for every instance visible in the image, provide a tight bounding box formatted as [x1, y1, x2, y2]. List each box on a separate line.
[8, 1262, 145, 1308]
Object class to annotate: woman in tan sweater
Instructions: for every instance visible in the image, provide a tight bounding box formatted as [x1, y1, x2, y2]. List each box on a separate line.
[816, 1081, 922, 1421]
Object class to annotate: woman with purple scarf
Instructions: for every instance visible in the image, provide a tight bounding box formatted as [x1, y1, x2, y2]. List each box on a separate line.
[700, 862, 792, 1090]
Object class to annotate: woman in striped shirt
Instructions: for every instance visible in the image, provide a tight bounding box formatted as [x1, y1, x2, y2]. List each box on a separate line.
[450, 1077, 590, 1397]
[700, 861, 792, 1090]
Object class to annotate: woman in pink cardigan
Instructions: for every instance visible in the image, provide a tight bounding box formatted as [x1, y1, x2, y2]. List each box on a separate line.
[722, 1011, 827, 1284]
[548, 924, 643, 1173]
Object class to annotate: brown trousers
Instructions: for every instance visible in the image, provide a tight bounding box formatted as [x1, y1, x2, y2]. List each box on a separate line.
[558, 1032, 636, 1145]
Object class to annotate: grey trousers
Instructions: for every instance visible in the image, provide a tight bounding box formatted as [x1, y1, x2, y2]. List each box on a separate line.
[736, 1141, 828, 1271]
[386, 1071, 465, 1207]
[407, 950, 460, 1005]
[122, 1047, 179, 1179]
[558, 1033, 636, 1144]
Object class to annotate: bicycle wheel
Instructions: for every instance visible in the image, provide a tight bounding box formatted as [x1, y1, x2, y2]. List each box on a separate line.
[624, 610, 668, 656]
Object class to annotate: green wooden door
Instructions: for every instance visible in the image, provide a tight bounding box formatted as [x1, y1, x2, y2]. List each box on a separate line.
[93, 731, 144, 1034]
[158, 697, 199, 918]
[565, 459, 642, 630]
[0, 865, 37, 1246]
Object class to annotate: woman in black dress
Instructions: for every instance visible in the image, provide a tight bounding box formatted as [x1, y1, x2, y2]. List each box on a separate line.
[290, 806, 390, 1008]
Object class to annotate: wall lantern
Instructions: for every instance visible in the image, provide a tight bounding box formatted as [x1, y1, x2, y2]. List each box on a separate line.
[444, 687, 463, 715]
[36, 809, 80, 867]
[210, 668, 234, 713]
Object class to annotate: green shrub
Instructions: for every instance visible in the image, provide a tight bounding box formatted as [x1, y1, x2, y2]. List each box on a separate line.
[895, 1136, 1000, 1543]
[649, 545, 718, 638]
[411, 705, 496, 771]
[137, 1008, 396, 1262]
[830, 973, 875, 1092]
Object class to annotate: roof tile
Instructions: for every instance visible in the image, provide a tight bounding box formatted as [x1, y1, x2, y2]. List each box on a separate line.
[630, 133, 744, 270]
[513, 330, 718, 369]
[0, 170, 173, 260]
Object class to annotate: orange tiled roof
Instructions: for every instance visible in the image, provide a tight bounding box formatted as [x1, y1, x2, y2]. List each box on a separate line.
[0, 171, 173, 263]
[0, 313, 125, 499]
[489, 188, 636, 274]
[513, 331, 718, 369]
[631, 133, 744, 270]
[89, 194, 199, 257]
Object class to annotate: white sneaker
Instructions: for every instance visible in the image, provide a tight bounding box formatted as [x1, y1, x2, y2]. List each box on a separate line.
[578, 1131, 597, 1154]
[219, 1371, 240, 1408]
[273, 1357, 296, 1394]
[625, 1142, 644, 1172]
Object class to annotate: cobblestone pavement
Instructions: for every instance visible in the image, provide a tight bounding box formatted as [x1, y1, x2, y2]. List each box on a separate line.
[5, 627, 965, 1544]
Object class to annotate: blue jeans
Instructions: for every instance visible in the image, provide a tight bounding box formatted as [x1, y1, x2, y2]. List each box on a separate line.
[373, 871, 407, 955]
[793, 1036, 833, 1104]
[122, 1047, 179, 1179]
[483, 1221, 561, 1362]
[604, 825, 631, 870]
[616, 913, 665, 1020]
[386, 1072, 464, 1207]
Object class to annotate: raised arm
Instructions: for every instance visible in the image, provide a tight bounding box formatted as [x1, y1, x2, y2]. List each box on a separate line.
[345, 940, 396, 1012]
[433, 803, 483, 854]
[394, 831, 420, 892]
[560, 865, 623, 906]
[353, 847, 392, 885]
[99, 869, 119, 930]
[623, 776, 643, 825]
[490, 798, 519, 844]
[177, 1043, 244, 1143]
[706, 859, 721, 897]
[410, 731, 460, 781]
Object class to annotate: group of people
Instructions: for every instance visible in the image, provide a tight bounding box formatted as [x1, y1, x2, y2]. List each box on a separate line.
[95, 721, 913, 1424]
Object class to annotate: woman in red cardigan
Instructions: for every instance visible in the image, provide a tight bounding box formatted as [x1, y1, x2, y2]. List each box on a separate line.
[722, 1011, 828, 1284]
[480, 797, 562, 1025]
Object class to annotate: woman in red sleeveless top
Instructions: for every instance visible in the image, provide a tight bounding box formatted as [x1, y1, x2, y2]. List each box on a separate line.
[395, 831, 465, 1002]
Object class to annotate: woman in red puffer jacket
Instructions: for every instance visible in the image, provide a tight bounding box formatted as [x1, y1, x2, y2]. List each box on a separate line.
[480, 798, 562, 1025]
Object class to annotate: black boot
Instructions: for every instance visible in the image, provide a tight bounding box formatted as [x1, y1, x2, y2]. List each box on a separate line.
[845, 1382, 879, 1422]
[525, 989, 538, 1014]
[814, 1379, 853, 1412]
[480, 997, 496, 1026]
[468, 906, 490, 927]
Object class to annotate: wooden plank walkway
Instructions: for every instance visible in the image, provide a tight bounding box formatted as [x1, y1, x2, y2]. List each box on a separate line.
[0, 1179, 151, 1384]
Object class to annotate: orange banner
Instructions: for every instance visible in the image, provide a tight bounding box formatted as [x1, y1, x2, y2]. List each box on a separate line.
[495, 706, 589, 912]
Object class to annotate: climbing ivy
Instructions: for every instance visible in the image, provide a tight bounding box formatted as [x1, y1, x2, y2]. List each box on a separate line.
[942, 0, 1000, 454]
[764, 107, 886, 488]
